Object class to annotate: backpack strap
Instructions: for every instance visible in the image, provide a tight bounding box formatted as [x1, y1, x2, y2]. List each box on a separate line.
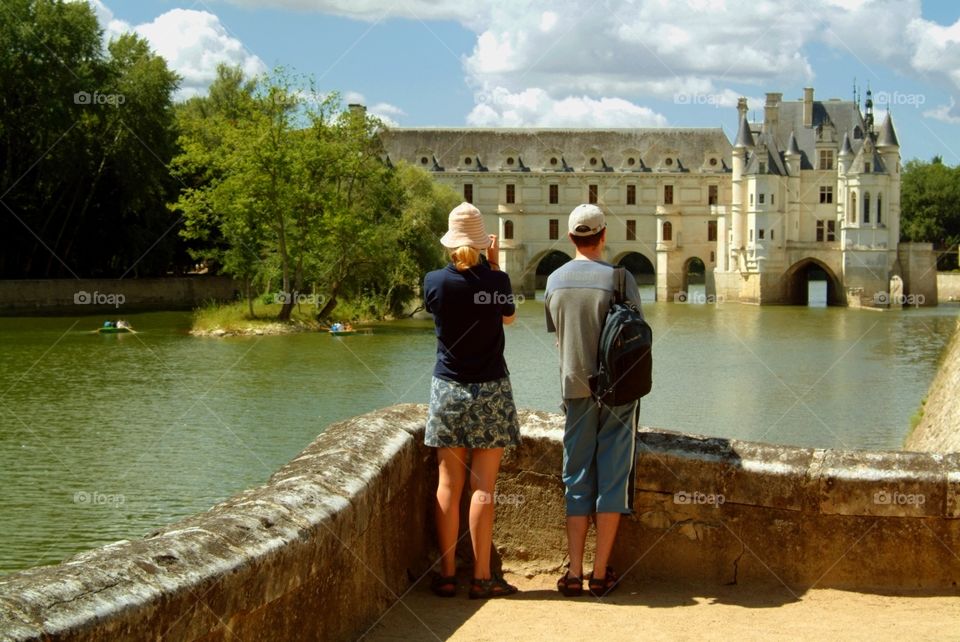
[613, 266, 626, 305]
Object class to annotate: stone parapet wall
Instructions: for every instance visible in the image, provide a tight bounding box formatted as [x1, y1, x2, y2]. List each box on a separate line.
[905, 318, 960, 453]
[0, 277, 238, 315]
[2, 405, 959, 641]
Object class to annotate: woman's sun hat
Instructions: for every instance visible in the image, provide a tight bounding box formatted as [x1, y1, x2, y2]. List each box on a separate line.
[440, 202, 492, 249]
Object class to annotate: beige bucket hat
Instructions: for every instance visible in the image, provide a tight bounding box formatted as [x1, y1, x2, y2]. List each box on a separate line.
[440, 202, 492, 249]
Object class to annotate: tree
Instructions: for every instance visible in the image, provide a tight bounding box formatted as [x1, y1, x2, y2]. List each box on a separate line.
[901, 157, 960, 270]
[0, 0, 181, 278]
[173, 67, 455, 321]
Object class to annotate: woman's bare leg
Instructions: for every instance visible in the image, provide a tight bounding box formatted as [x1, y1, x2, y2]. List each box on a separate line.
[468, 447, 505, 580]
[436, 447, 468, 577]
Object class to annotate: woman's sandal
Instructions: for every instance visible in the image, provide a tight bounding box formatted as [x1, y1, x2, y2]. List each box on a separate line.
[556, 571, 583, 597]
[469, 575, 518, 600]
[588, 566, 619, 598]
[430, 574, 458, 598]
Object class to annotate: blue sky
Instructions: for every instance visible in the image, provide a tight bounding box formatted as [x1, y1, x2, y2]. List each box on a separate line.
[94, 0, 960, 163]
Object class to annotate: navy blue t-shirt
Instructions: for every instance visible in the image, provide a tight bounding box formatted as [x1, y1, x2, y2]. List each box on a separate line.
[424, 262, 515, 384]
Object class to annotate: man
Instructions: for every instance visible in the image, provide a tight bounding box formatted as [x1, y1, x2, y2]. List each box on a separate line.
[544, 203, 642, 598]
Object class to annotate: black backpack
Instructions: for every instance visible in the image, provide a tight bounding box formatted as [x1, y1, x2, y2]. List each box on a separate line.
[589, 267, 653, 406]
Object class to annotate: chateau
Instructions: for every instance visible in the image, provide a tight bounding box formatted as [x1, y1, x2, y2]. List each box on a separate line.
[380, 88, 936, 306]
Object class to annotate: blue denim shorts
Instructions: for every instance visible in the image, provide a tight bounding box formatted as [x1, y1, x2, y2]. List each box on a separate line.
[562, 397, 638, 515]
[425, 376, 521, 449]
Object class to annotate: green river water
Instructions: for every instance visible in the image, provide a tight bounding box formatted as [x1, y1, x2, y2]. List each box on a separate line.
[1, 285, 957, 574]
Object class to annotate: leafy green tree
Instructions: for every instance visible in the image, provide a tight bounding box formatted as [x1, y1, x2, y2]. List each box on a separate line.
[173, 66, 455, 321]
[901, 157, 960, 270]
[0, 0, 180, 277]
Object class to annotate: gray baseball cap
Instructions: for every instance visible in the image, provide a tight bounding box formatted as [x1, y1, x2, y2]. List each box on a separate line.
[568, 204, 606, 236]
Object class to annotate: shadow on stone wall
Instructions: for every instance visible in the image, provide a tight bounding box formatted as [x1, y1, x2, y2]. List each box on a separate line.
[1, 405, 958, 641]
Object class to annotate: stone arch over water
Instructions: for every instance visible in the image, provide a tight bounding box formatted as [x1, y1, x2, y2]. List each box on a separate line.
[529, 249, 573, 291]
[612, 251, 656, 286]
[783, 257, 844, 306]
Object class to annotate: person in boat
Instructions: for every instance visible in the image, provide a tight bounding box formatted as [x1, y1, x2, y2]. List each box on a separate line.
[331, 322, 342, 332]
[103, 320, 115, 328]
[116, 320, 130, 330]
[423, 202, 520, 600]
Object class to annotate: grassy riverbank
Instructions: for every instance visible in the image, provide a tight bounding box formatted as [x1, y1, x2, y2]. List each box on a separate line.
[191, 301, 325, 336]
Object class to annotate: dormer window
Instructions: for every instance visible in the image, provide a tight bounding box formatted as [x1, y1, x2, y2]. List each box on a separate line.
[506, 157, 515, 166]
[420, 156, 429, 165]
[664, 157, 674, 167]
[709, 157, 718, 167]
[759, 161, 767, 174]
[464, 157, 472, 166]
[589, 157, 598, 166]
[550, 157, 558, 166]
[819, 150, 834, 170]
[864, 161, 871, 173]
[627, 157, 636, 166]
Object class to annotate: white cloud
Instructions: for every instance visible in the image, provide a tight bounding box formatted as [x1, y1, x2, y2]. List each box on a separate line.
[467, 87, 667, 128]
[77, 2, 267, 100]
[924, 97, 960, 124]
[134, 9, 267, 99]
[214, 0, 960, 128]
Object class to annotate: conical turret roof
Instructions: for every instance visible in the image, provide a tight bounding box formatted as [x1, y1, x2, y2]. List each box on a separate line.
[734, 114, 755, 148]
[877, 113, 899, 147]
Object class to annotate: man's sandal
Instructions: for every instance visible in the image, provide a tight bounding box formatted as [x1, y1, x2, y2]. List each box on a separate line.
[430, 574, 457, 598]
[556, 572, 583, 597]
[588, 566, 619, 597]
[469, 575, 518, 600]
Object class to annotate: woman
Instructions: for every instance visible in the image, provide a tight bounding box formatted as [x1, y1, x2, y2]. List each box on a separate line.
[423, 202, 521, 600]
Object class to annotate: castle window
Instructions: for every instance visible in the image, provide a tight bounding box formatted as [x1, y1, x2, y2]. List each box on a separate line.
[626, 220, 636, 241]
[864, 161, 871, 173]
[506, 184, 515, 204]
[759, 193, 765, 204]
[819, 150, 834, 170]
[550, 157, 558, 166]
[420, 156, 429, 165]
[464, 183, 473, 203]
[627, 157, 636, 166]
[590, 157, 598, 166]
[750, 229, 754, 242]
[549, 184, 559, 204]
[662, 221, 673, 241]
[506, 157, 515, 166]
[877, 193, 883, 224]
[710, 251, 715, 262]
[771, 193, 775, 205]
[819, 186, 833, 204]
[816, 220, 824, 242]
[627, 184, 636, 205]
[588, 184, 599, 204]
[770, 229, 775, 240]
[504, 220, 514, 240]
[664, 184, 674, 205]
[708, 220, 717, 242]
[759, 161, 767, 174]
[664, 157, 674, 167]
[827, 220, 836, 241]
[708, 185, 718, 205]
[464, 157, 472, 166]
[750, 193, 754, 206]
[851, 192, 857, 224]
[709, 157, 718, 167]
[863, 192, 870, 223]
[758, 228, 765, 240]
[549, 219, 559, 240]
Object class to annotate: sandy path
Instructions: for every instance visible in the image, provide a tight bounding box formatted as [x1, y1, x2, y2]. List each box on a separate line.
[362, 572, 960, 641]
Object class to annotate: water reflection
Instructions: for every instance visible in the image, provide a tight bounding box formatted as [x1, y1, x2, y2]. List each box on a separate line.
[0, 300, 957, 573]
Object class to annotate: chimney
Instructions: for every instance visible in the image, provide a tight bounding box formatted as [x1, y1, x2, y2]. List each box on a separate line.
[763, 92, 782, 132]
[803, 87, 814, 128]
[737, 97, 748, 121]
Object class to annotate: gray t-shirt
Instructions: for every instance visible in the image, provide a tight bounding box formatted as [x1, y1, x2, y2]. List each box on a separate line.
[545, 259, 643, 400]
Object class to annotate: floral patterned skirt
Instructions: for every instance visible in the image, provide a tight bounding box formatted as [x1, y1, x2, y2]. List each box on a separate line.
[425, 376, 521, 449]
